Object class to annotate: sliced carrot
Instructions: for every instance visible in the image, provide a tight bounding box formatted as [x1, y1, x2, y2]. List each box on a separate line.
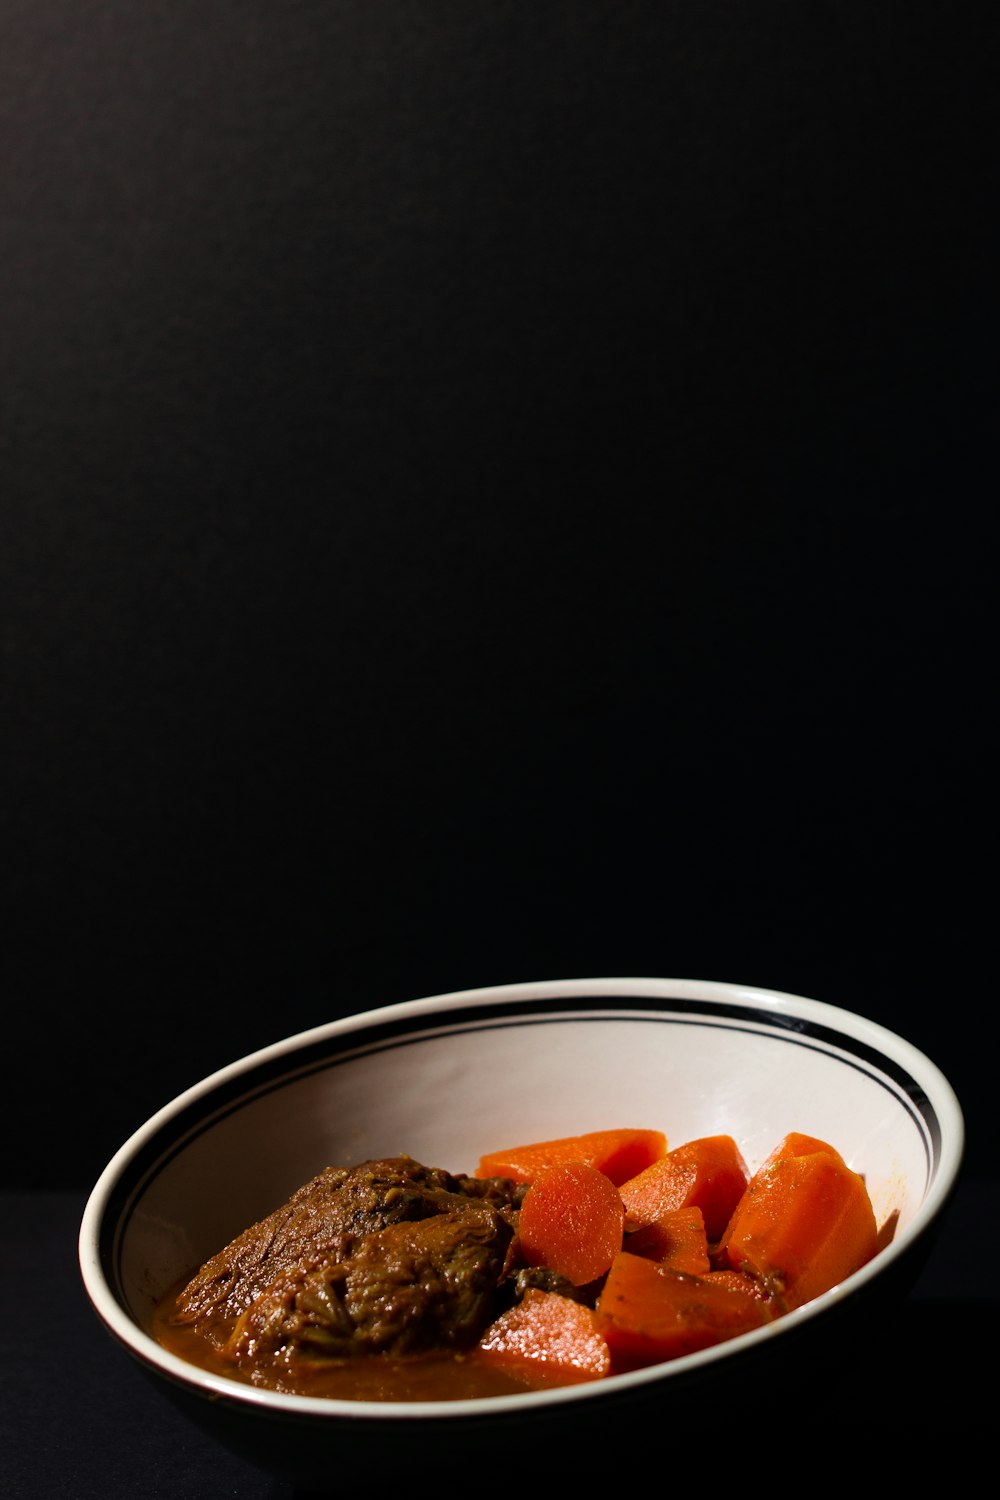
[595, 1251, 773, 1370]
[476, 1127, 666, 1186]
[477, 1289, 611, 1387]
[720, 1149, 878, 1310]
[517, 1160, 626, 1285]
[703, 1268, 773, 1303]
[624, 1206, 711, 1276]
[619, 1134, 749, 1241]
[757, 1131, 848, 1172]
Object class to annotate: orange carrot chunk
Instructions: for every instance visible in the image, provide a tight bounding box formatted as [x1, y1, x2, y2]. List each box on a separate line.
[517, 1160, 626, 1286]
[595, 1251, 773, 1369]
[477, 1289, 612, 1387]
[624, 1206, 711, 1276]
[476, 1128, 666, 1186]
[720, 1149, 878, 1310]
[703, 1268, 774, 1303]
[758, 1131, 848, 1171]
[619, 1134, 750, 1241]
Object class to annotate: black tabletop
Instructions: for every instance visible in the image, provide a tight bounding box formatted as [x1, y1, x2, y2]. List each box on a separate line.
[3, 1176, 994, 1496]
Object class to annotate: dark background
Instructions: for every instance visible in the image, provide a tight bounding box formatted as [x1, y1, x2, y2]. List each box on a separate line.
[3, 1, 995, 1192]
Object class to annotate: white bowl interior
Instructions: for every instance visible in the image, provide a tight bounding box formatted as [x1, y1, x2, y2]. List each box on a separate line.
[82, 977, 964, 1412]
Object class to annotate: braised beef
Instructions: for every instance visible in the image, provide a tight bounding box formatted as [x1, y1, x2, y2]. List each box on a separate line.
[512, 1265, 589, 1302]
[170, 1155, 522, 1370]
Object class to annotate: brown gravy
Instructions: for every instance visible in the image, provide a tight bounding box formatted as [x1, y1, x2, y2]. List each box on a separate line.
[152, 1279, 553, 1402]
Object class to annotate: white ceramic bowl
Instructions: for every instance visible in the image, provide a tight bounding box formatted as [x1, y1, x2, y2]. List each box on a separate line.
[79, 977, 964, 1485]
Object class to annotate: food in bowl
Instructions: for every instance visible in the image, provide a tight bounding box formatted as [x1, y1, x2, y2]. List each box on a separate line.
[79, 977, 965, 1489]
[150, 1121, 883, 1402]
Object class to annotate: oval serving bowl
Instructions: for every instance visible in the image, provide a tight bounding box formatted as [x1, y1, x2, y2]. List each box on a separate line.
[79, 976, 964, 1487]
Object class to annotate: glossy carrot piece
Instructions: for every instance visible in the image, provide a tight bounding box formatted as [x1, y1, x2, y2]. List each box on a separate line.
[720, 1149, 878, 1310]
[477, 1289, 611, 1387]
[703, 1268, 773, 1303]
[618, 1134, 749, 1241]
[475, 1128, 666, 1186]
[595, 1251, 773, 1369]
[517, 1161, 626, 1285]
[623, 1206, 711, 1276]
[758, 1131, 847, 1172]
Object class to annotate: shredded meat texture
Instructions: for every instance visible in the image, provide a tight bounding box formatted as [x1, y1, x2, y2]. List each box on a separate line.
[226, 1208, 510, 1363]
[171, 1156, 523, 1369]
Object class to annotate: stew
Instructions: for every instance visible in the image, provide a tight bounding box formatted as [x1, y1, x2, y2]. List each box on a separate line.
[152, 1127, 881, 1402]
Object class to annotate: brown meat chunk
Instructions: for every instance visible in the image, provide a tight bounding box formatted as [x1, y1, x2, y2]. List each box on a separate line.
[170, 1155, 519, 1364]
[225, 1206, 511, 1365]
[512, 1265, 592, 1303]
